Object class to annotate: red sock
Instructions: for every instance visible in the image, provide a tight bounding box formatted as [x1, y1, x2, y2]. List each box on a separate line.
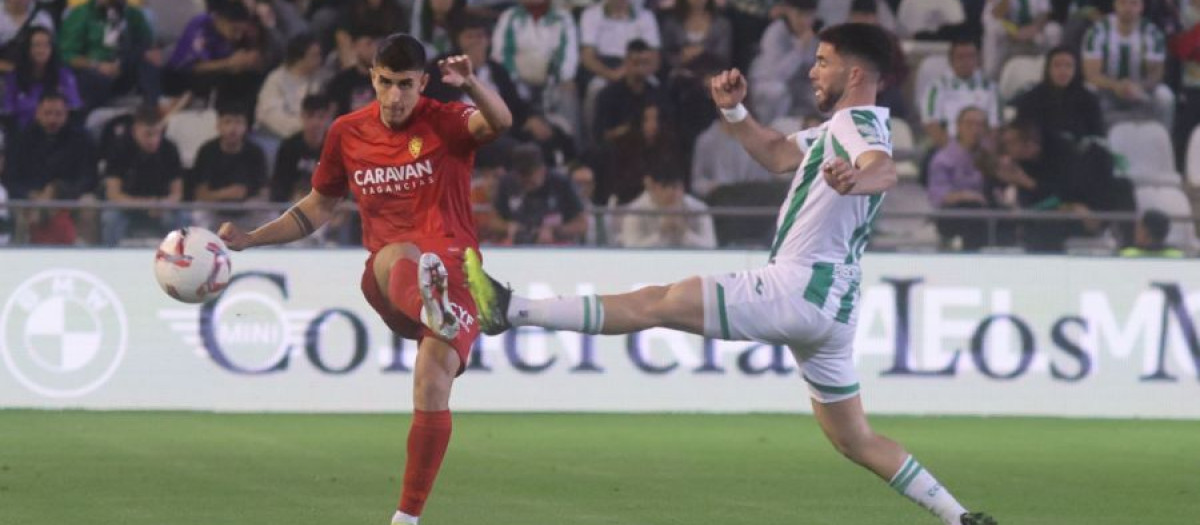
[398, 409, 453, 517]
[389, 258, 423, 315]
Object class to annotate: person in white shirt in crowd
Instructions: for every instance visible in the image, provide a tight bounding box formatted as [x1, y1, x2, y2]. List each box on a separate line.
[749, 0, 819, 125]
[256, 33, 329, 141]
[1082, 0, 1174, 128]
[578, 0, 661, 141]
[982, 0, 1061, 79]
[490, 0, 581, 137]
[920, 38, 1002, 153]
[619, 166, 716, 249]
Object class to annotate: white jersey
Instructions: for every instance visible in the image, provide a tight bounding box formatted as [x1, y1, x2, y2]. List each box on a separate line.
[1082, 14, 1166, 82]
[772, 106, 891, 269]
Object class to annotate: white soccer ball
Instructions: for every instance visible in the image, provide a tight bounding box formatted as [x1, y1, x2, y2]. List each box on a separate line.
[153, 226, 233, 304]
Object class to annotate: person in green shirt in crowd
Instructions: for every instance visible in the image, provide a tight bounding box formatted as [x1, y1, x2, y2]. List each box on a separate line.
[58, 0, 161, 109]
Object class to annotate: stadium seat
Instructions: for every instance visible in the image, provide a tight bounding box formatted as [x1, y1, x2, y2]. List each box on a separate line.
[1185, 124, 1200, 186]
[1134, 185, 1199, 252]
[912, 54, 952, 119]
[998, 55, 1045, 101]
[890, 118, 920, 180]
[872, 181, 939, 251]
[1108, 121, 1177, 178]
[165, 109, 218, 169]
[896, 0, 965, 38]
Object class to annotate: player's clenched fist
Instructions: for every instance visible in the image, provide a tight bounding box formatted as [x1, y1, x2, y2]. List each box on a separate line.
[709, 68, 747, 110]
[438, 55, 475, 88]
[822, 158, 857, 195]
[218, 222, 251, 251]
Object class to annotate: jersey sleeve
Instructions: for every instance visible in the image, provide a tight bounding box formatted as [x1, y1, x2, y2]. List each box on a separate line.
[831, 109, 892, 166]
[788, 127, 823, 153]
[432, 100, 480, 155]
[311, 120, 348, 198]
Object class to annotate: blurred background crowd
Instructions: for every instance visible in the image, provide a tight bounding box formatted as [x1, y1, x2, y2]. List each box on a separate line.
[0, 0, 1195, 258]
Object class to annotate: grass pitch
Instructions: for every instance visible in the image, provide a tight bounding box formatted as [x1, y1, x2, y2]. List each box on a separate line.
[1, 411, 1196, 524]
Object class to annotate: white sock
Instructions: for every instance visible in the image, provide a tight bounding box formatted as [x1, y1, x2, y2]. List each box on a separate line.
[391, 510, 418, 524]
[889, 455, 968, 525]
[507, 294, 605, 334]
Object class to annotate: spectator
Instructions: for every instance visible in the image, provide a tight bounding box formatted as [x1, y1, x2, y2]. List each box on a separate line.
[0, 0, 53, 73]
[334, 0, 407, 70]
[490, 0, 580, 135]
[410, 0, 465, 58]
[927, 107, 995, 251]
[691, 117, 774, 198]
[3, 26, 82, 130]
[618, 166, 716, 249]
[1011, 46, 1106, 145]
[100, 104, 183, 246]
[327, 25, 382, 116]
[1082, 0, 1174, 128]
[568, 161, 602, 245]
[920, 39, 1001, 153]
[58, 0, 160, 109]
[589, 103, 682, 205]
[240, 0, 289, 74]
[748, 0, 819, 125]
[982, 0, 1060, 79]
[578, 0, 661, 139]
[1119, 208, 1185, 256]
[1059, 0, 1109, 49]
[659, 0, 733, 71]
[1171, 0, 1200, 163]
[164, 1, 262, 108]
[424, 16, 529, 130]
[512, 109, 575, 168]
[7, 92, 97, 244]
[255, 33, 328, 140]
[269, 92, 331, 203]
[819, 0, 899, 30]
[493, 142, 586, 245]
[472, 140, 510, 244]
[593, 39, 660, 144]
[189, 100, 267, 230]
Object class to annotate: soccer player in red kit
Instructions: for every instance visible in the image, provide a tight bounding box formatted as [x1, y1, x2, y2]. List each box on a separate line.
[217, 33, 512, 525]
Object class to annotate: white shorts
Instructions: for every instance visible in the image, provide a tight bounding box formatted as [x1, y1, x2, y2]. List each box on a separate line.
[700, 263, 861, 403]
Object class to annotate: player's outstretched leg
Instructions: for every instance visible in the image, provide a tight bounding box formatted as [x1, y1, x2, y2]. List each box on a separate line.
[811, 395, 996, 524]
[465, 248, 705, 336]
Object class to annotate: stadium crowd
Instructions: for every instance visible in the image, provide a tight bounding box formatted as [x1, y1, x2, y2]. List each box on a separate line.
[0, 0, 1194, 256]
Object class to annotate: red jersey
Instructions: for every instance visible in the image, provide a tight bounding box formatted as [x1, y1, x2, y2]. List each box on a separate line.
[312, 98, 481, 253]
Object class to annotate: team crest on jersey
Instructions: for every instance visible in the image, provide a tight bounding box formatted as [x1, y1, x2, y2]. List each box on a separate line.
[409, 136, 423, 158]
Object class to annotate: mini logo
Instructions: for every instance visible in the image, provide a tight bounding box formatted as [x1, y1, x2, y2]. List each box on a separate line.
[409, 136, 423, 158]
[1, 269, 128, 398]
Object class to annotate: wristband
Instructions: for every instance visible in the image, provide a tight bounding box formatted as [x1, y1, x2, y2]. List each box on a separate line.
[720, 103, 748, 123]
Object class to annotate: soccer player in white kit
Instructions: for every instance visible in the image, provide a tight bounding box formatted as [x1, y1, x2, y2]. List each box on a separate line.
[467, 23, 996, 525]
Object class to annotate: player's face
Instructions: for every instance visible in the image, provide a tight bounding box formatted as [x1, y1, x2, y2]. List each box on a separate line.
[372, 67, 428, 128]
[809, 43, 849, 113]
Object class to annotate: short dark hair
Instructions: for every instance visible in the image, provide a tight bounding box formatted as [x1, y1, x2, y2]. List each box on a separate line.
[511, 143, 545, 176]
[284, 33, 317, 66]
[1142, 209, 1171, 242]
[647, 167, 684, 186]
[626, 38, 651, 56]
[949, 37, 979, 53]
[215, 98, 251, 120]
[132, 104, 164, 126]
[817, 23, 894, 76]
[37, 91, 67, 106]
[374, 33, 427, 72]
[301, 93, 332, 114]
[212, 1, 251, 22]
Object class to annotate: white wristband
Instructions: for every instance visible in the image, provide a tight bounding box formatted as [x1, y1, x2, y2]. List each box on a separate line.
[720, 103, 748, 123]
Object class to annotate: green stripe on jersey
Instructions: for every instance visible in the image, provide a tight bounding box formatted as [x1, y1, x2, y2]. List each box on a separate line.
[803, 262, 835, 308]
[845, 193, 885, 265]
[834, 281, 860, 324]
[768, 135, 825, 262]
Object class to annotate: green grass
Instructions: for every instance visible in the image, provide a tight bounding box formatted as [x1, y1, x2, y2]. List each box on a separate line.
[1, 412, 1197, 524]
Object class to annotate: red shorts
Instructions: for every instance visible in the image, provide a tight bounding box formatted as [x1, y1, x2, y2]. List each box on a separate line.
[360, 242, 480, 375]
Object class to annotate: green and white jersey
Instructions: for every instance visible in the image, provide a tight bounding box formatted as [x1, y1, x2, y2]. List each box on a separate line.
[770, 106, 891, 269]
[1083, 14, 1166, 82]
[919, 70, 1001, 137]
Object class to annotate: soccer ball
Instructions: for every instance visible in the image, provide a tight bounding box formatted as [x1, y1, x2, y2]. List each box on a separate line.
[154, 227, 232, 304]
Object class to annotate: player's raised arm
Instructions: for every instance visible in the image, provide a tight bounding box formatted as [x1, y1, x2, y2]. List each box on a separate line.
[710, 69, 804, 173]
[218, 189, 343, 250]
[439, 55, 513, 142]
